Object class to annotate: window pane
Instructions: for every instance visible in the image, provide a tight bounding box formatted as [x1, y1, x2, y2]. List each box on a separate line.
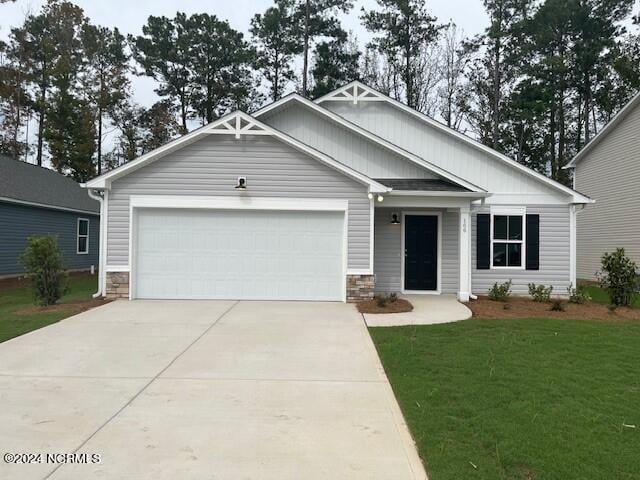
[508, 243, 522, 266]
[78, 219, 88, 236]
[493, 243, 507, 266]
[78, 237, 88, 253]
[508, 216, 522, 240]
[493, 216, 508, 240]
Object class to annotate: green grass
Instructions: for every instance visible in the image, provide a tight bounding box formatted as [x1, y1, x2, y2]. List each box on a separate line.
[579, 283, 640, 308]
[0, 275, 98, 343]
[370, 318, 640, 480]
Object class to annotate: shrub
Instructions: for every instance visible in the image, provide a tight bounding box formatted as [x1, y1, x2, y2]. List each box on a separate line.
[596, 248, 639, 307]
[550, 300, 565, 312]
[375, 293, 400, 307]
[375, 294, 388, 307]
[18, 235, 68, 306]
[567, 284, 591, 304]
[528, 283, 553, 302]
[488, 280, 512, 301]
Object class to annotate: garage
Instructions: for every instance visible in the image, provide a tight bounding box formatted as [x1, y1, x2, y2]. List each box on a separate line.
[132, 207, 346, 301]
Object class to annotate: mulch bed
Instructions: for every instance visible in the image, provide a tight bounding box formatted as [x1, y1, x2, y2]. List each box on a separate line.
[16, 297, 111, 316]
[357, 298, 414, 314]
[469, 296, 640, 321]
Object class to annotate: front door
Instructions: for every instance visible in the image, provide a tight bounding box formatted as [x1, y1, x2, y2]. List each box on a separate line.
[404, 215, 438, 291]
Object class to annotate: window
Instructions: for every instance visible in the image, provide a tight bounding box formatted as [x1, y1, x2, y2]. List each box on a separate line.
[491, 211, 525, 268]
[77, 218, 89, 254]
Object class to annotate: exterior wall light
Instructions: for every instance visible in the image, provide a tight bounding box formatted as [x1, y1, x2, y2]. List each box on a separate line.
[235, 177, 247, 189]
[390, 213, 400, 224]
[377, 194, 384, 202]
[367, 192, 374, 200]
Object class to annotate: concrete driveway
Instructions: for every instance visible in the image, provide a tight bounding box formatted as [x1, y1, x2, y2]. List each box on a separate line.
[0, 300, 426, 480]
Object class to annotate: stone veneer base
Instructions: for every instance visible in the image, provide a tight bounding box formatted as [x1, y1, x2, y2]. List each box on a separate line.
[104, 272, 375, 303]
[105, 271, 129, 299]
[346, 274, 376, 303]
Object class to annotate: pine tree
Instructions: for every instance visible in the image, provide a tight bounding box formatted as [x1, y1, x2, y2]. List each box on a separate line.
[82, 25, 130, 175]
[361, 0, 441, 108]
[293, 0, 354, 97]
[0, 39, 31, 159]
[131, 13, 193, 133]
[187, 14, 257, 124]
[251, 0, 301, 101]
[309, 33, 360, 98]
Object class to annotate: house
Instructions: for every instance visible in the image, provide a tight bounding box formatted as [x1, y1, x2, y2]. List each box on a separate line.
[84, 81, 592, 302]
[0, 155, 100, 277]
[565, 91, 640, 280]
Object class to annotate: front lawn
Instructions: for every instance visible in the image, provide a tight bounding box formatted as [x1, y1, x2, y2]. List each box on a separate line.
[370, 318, 640, 480]
[0, 274, 103, 343]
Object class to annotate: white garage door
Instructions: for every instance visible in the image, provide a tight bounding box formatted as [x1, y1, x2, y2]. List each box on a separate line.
[134, 208, 345, 301]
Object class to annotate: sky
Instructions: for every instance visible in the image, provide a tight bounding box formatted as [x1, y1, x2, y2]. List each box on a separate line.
[1, 0, 489, 108]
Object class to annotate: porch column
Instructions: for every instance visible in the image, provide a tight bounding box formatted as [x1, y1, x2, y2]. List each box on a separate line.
[458, 207, 471, 302]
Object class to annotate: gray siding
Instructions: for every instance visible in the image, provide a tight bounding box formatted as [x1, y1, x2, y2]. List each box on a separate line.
[106, 135, 371, 270]
[471, 205, 571, 295]
[324, 101, 569, 201]
[262, 103, 436, 178]
[0, 201, 99, 275]
[374, 208, 459, 294]
[575, 101, 640, 280]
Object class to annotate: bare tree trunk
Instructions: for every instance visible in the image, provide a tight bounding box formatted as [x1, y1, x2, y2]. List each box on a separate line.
[36, 76, 46, 166]
[302, 0, 310, 97]
[491, 1, 503, 150]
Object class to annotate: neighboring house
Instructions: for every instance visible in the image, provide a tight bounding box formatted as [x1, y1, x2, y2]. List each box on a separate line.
[565, 91, 640, 280]
[0, 155, 100, 277]
[84, 81, 592, 302]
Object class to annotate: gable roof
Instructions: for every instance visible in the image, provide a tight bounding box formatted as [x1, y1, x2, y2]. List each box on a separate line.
[565, 90, 640, 168]
[0, 155, 99, 214]
[316, 81, 593, 204]
[84, 111, 390, 193]
[253, 93, 485, 193]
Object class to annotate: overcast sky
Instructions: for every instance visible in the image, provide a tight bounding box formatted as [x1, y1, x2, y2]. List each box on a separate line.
[1, 0, 489, 108]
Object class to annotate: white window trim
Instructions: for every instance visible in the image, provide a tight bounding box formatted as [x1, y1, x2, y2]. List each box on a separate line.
[77, 218, 90, 255]
[400, 211, 442, 295]
[490, 207, 526, 270]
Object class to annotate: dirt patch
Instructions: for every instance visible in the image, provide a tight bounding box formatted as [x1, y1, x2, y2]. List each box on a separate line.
[469, 296, 640, 321]
[357, 298, 414, 314]
[16, 297, 111, 316]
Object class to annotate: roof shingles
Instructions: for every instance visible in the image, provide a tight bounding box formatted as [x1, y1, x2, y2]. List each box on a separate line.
[374, 178, 471, 192]
[0, 155, 99, 213]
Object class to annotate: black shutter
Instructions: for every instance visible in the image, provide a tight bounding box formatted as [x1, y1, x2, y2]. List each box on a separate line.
[526, 214, 540, 270]
[476, 214, 490, 270]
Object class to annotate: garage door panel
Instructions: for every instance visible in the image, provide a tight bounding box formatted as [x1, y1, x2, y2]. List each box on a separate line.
[134, 209, 345, 300]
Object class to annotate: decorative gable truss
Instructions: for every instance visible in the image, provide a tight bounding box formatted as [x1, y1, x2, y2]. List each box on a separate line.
[319, 84, 386, 104]
[84, 110, 390, 194]
[206, 113, 273, 139]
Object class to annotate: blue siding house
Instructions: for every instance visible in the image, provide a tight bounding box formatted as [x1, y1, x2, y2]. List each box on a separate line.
[0, 155, 100, 276]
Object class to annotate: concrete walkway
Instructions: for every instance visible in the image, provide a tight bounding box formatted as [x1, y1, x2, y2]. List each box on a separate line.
[364, 295, 472, 327]
[0, 300, 426, 480]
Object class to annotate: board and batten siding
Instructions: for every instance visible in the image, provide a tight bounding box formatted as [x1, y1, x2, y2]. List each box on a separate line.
[324, 101, 567, 201]
[575, 101, 640, 280]
[471, 205, 571, 294]
[0, 201, 99, 275]
[106, 135, 371, 270]
[374, 207, 459, 294]
[262, 103, 436, 179]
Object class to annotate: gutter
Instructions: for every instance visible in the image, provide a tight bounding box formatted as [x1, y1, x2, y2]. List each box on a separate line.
[85, 187, 105, 298]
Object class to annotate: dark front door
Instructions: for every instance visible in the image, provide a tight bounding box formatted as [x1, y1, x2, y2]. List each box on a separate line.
[404, 215, 438, 291]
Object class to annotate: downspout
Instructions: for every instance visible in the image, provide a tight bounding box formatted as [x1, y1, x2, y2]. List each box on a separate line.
[86, 188, 105, 298]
